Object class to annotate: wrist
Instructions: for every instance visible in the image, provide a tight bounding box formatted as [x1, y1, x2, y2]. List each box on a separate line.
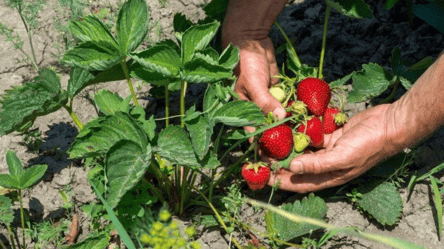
[222, 0, 287, 47]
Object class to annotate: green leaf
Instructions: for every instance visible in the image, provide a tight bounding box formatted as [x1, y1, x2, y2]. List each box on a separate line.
[89, 181, 136, 249]
[399, 76, 412, 90]
[390, 47, 409, 77]
[265, 193, 328, 241]
[203, 0, 229, 22]
[203, 83, 231, 116]
[0, 196, 14, 226]
[413, 3, 444, 35]
[156, 125, 200, 167]
[218, 44, 240, 69]
[181, 58, 233, 83]
[116, 0, 149, 54]
[194, 47, 220, 65]
[6, 150, 24, 178]
[326, 0, 373, 19]
[358, 182, 403, 226]
[404, 56, 434, 83]
[69, 112, 148, 159]
[62, 41, 123, 71]
[212, 101, 265, 126]
[106, 140, 152, 209]
[19, 164, 47, 190]
[130, 44, 181, 79]
[0, 74, 68, 135]
[69, 15, 117, 43]
[0, 174, 18, 189]
[94, 89, 131, 115]
[173, 13, 193, 33]
[181, 21, 220, 63]
[63, 233, 110, 249]
[430, 176, 443, 240]
[347, 63, 393, 103]
[67, 67, 95, 99]
[386, 0, 401, 9]
[185, 110, 215, 160]
[35, 68, 62, 93]
[130, 108, 156, 140]
[329, 72, 353, 88]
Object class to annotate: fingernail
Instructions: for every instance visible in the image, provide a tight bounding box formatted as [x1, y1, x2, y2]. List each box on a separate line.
[272, 107, 286, 120]
[291, 161, 304, 174]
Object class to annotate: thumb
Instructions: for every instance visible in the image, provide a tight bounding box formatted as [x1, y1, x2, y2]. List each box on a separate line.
[249, 86, 286, 120]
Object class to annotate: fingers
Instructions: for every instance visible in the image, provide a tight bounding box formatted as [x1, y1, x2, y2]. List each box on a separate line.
[268, 168, 355, 193]
[289, 146, 352, 175]
[234, 40, 286, 120]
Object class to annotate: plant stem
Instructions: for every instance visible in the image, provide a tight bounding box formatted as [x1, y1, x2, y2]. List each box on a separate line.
[198, 192, 242, 249]
[180, 80, 187, 128]
[379, 81, 399, 104]
[64, 104, 83, 130]
[165, 85, 169, 127]
[319, 4, 332, 79]
[121, 60, 139, 106]
[274, 21, 302, 68]
[17, 4, 39, 72]
[7, 225, 16, 249]
[0, 239, 6, 249]
[18, 189, 26, 249]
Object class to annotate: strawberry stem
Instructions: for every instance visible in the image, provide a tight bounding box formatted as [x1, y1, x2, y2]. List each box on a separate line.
[274, 21, 302, 68]
[165, 85, 169, 126]
[64, 103, 83, 130]
[319, 4, 332, 79]
[121, 60, 139, 106]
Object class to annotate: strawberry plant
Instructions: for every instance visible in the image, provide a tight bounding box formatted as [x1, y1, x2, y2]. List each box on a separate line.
[0, 150, 48, 249]
[0, 0, 441, 247]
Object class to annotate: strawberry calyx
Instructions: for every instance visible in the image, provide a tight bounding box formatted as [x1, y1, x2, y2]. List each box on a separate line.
[334, 112, 348, 125]
[243, 161, 268, 173]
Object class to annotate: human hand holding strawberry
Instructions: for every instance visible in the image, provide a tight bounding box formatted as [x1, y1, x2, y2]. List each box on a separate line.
[268, 104, 402, 193]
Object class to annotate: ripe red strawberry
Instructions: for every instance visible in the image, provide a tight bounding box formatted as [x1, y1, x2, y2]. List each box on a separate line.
[241, 162, 270, 190]
[296, 77, 331, 116]
[297, 117, 324, 147]
[323, 107, 347, 134]
[258, 124, 294, 160]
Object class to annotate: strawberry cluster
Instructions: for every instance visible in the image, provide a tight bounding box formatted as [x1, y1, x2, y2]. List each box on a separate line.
[241, 77, 348, 190]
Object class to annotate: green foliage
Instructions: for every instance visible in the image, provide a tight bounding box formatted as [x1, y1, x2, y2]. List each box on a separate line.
[0, 150, 47, 190]
[0, 195, 14, 226]
[429, 176, 443, 240]
[32, 219, 69, 248]
[0, 69, 68, 135]
[325, 0, 373, 19]
[265, 194, 328, 241]
[357, 182, 403, 226]
[68, 112, 148, 159]
[64, 232, 110, 249]
[94, 89, 132, 115]
[105, 140, 152, 209]
[116, 0, 149, 54]
[412, 1, 444, 35]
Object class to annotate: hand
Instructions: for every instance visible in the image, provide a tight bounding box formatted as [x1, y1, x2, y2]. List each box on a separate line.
[229, 38, 287, 120]
[269, 104, 402, 193]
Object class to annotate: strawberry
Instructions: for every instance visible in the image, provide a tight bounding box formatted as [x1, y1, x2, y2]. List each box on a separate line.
[297, 117, 324, 147]
[323, 107, 348, 134]
[241, 162, 270, 190]
[293, 132, 310, 152]
[258, 124, 294, 160]
[269, 86, 286, 102]
[296, 77, 331, 116]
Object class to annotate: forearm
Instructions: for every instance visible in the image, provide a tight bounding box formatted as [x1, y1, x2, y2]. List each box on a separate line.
[222, 0, 287, 46]
[386, 51, 444, 151]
